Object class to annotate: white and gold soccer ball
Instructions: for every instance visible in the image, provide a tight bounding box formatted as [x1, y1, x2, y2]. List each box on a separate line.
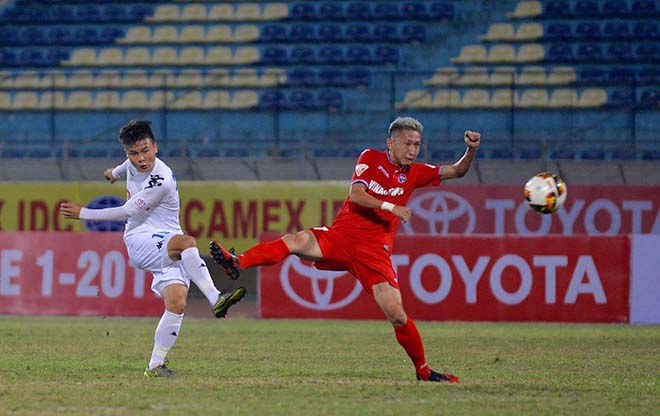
[524, 172, 568, 214]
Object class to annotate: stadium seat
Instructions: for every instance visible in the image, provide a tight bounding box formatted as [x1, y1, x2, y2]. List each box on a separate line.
[576, 43, 603, 62]
[544, 23, 571, 42]
[574, 0, 600, 17]
[317, 24, 343, 42]
[425, 67, 459, 86]
[318, 46, 343, 65]
[633, 22, 660, 40]
[290, 3, 316, 20]
[38, 91, 66, 110]
[638, 67, 660, 85]
[548, 89, 578, 108]
[124, 47, 151, 66]
[208, 4, 234, 21]
[180, 26, 205, 43]
[487, 45, 515, 63]
[234, 25, 260, 43]
[429, 2, 455, 20]
[550, 149, 575, 160]
[262, 46, 288, 65]
[452, 45, 487, 63]
[580, 67, 607, 85]
[608, 68, 636, 85]
[317, 89, 343, 110]
[490, 89, 518, 108]
[230, 91, 258, 109]
[602, 0, 630, 17]
[518, 89, 548, 108]
[607, 89, 635, 108]
[373, 46, 398, 64]
[374, 24, 400, 42]
[120, 26, 151, 43]
[148, 5, 180, 22]
[456, 67, 489, 85]
[490, 148, 516, 159]
[170, 91, 203, 110]
[152, 47, 178, 65]
[205, 68, 230, 86]
[634, 43, 659, 62]
[120, 90, 149, 110]
[94, 91, 120, 109]
[233, 47, 260, 65]
[608, 43, 633, 62]
[401, 2, 428, 19]
[433, 89, 460, 108]
[546, 44, 573, 62]
[288, 90, 316, 110]
[373, 3, 401, 19]
[577, 88, 607, 107]
[181, 4, 207, 21]
[235, 4, 262, 20]
[631, 0, 659, 16]
[516, 44, 544, 62]
[318, 3, 343, 19]
[65, 91, 93, 110]
[97, 48, 124, 66]
[346, 46, 372, 65]
[507, 1, 542, 18]
[515, 23, 543, 41]
[318, 69, 344, 87]
[261, 24, 287, 42]
[95, 70, 122, 88]
[580, 149, 606, 160]
[397, 89, 433, 109]
[290, 24, 315, 42]
[258, 90, 285, 110]
[603, 22, 631, 40]
[346, 24, 371, 42]
[460, 89, 489, 108]
[262, 3, 288, 20]
[206, 47, 233, 65]
[12, 91, 40, 110]
[202, 91, 231, 109]
[229, 68, 258, 87]
[515, 66, 546, 85]
[288, 69, 316, 87]
[261, 68, 286, 86]
[543, 0, 571, 17]
[13, 71, 41, 88]
[346, 3, 371, 20]
[575, 22, 602, 40]
[175, 69, 203, 87]
[346, 69, 371, 87]
[481, 23, 515, 41]
[290, 46, 315, 64]
[153, 26, 178, 43]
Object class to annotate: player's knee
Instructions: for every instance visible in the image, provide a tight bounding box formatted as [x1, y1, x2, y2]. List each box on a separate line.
[166, 297, 186, 314]
[180, 234, 197, 249]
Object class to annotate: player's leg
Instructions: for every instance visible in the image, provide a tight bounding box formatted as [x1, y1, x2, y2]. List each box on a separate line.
[372, 282, 459, 383]
[145, 283, 187, 378]
[210, 229, 322, 278]
[168, 234, 221, 305]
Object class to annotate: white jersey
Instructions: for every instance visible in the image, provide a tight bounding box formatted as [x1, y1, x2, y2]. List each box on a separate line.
[112, 157, 183, 238]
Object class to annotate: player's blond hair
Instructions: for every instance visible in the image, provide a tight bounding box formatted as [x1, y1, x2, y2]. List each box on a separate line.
[388, 117, 423, 138]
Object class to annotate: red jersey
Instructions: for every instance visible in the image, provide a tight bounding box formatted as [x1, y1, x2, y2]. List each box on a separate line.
[330, 148, 442, 252]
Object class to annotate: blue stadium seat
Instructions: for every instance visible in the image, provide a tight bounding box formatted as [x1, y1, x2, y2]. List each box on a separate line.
[634, 43, 659, 62]
[288, 69, 316, 87]
[373, 24, 399, 42]
[611, 149, 638, 160]
[638, 67, 660, 85]
[401, 24, 426, 42]
[373, 46, 398, 64]
[290, 46, 315, 64]
[288, 90, 316, 110]
[130, 4, 154, 20]
[76, 5, 101, 22]
[290, 24, 315, 42]
[631, 0, 659, 16]
[580, 149, 606, 160]
[603, 22, 631, 40]
[20, 27, 46, 45]
[576, 43, 603, 62]
[546, 44, 573, 62]
[317, 24, 343, 42]
[607, 89, 635, 107]
[19, 48, 45, 66]
[48, 27, 74, 45]
[346, 46, 372, 65]
[346, 24, 371, 42]
[318, 46, 343, 64]
[574, 0, 600, 17]
[607, 43, 633, 62]
[642, 150, 660, 160]
[0, 28, 18, 45]
[550, 149, 575, 160]
[261, 25, 287, 42]
[608, 68, 636, 85]
[50, 6, 74, 22]
[258, 90, 286, 110]
[318, 2, 343, 20]
[633, 22, 660, 40]
[346, 69, 371, 87]
[543, 0, 571, 17]
[490, 148, 516, 159]
[99, 27, 124, 43]
[545, 23, 572, 41]
[639, 88, 660, 108]
[74, 27, 99, 44]
[1, 50, 17, 66]
[346, 2, 371, 20]
[317, 89, 343, 110]
[373, 3, 401, 19]
[290, 3, 316, 20]
[602, 0, 630, 17]
[575, 22, 602, 40]
[262, 46, 288, 65]
[103, 5, 129, 22]
[318, 69, 344, 87]
[430, 2, 454, 20]
[401, 2, 428, 19]
[519, 149, 542, 159]
[46, 48, 69, 65]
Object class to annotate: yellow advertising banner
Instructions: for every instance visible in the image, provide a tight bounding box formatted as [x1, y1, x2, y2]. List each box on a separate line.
[0, 181, 349, 251]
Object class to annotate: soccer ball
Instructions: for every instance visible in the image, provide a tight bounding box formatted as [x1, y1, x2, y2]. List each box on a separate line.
[524, 172, 568, 214]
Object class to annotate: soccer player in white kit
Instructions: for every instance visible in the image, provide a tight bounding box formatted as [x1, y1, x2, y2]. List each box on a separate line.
[60, 120, 246, 378]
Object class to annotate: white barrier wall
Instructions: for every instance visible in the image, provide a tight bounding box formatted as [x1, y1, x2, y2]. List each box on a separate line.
[630, 235, 660, 324]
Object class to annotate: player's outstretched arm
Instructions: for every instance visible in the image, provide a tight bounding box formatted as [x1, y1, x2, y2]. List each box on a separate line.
[349, 183, 412, 223]
[59, 202, 82, 219]
[440, 130, 481, 180]
[104, 168, 119, 184]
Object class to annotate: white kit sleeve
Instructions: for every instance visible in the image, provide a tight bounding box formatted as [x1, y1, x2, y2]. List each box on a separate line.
[111, 159, 129, 179]
[79, 206, 131, 221]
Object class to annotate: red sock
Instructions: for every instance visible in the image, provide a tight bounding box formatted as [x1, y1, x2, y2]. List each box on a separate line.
[238, 239, 290, 269]
[394, 317, 430, 380]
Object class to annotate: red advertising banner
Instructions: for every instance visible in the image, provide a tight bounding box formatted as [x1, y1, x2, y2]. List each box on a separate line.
[259, 235, 630, 322]
[403, 185, 660, 236]
[0, 232, 162, 316]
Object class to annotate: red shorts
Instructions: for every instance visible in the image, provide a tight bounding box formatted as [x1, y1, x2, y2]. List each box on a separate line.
[309, 226, 399, 295]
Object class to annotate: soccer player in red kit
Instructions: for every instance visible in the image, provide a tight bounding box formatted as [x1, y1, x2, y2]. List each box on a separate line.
[211, 117, 480, 383]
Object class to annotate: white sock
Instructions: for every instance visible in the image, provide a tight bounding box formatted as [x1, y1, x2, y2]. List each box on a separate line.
[149, 310, 184, 369]
[180, 247, 221, 305]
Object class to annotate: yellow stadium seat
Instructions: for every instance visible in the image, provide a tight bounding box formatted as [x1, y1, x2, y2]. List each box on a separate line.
[180, 4, 207, 21]
[124, 47, 151, 65]
[506, 1, 542, 19]
[149, 91, 175, 108]
[234, 4, 261, 20]
[119, 26, 151, 44]
[37, 91, 65, 109]
[179, 47, 205, 64]
[396, 89, 432, 109]
[456, 67, 489, 85]
[179, 25, 205, 43]
[425, 67, 459, 86]
[433, 89, 461, 108]
[206, 25, 232, 42]
[490, 89, 519, 108]
[121, 90, 150, 110]
[233, 47, 260, 65]
[261, 68, 287, 87]
[487, 45, 516, 63]
[170, 91, 203, 110]
[451, 45, 487, 63]
[152, 26, 179, 43]
[515, 23, 543, 41]
[516, 44, 544, 62]
[230, 69, 259, 87]
[174, 69, 203, 87]
[119, 70, 147, 88]
[97, 48, 124, 66]
[547, 67, 576, 85]
[233, 25, 260, 42]
[516, 66, 547, 85]
[460, 89, 490, 108]
[148, 5, 180, 22]
[13, 71, 42, 88]
[203, 91, 231, 109]
[0, 92, 10, 109]
[518, 89, 548, 108]
[13, 91, 40, 110]
[206, 47, 232, 65]
[67, 71, 95, 88]
[152, 47, 178, 65]
[230, 91, 258, 109]
[64, 91, 93, 110]
[205, 69, 230, 86]
[64, 48, 96, 66]
[577, 89, 607, 108]
[263, 3, 288, 19]
[490, 67, 516, 85]
[149, 70, 175, 88]
[95, 70, 122, 88]
[0, 71, 12, 88]
[208, 4, 234, 21]
[480, 23, 515, 41]
[94, 91, 120, 109]
[548, 89, 578, 108]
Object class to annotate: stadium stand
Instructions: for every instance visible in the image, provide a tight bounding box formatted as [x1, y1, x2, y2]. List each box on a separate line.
[0, 0, 658, 183]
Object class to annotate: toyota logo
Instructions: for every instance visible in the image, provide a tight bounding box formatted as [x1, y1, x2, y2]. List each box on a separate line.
[279, 256, 362, 310]
[403, 191, 476, 235]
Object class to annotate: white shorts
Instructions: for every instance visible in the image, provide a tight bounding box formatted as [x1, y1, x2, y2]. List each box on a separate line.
[124, 230, 190, 298]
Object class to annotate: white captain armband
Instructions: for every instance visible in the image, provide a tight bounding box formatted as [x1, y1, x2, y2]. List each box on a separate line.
[380, 201, 395, 212]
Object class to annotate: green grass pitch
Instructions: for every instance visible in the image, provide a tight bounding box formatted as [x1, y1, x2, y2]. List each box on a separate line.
[1, 316, 658, 415]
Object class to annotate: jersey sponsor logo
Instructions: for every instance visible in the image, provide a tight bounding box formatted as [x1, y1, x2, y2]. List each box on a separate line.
[377, 165, 390, 178]
[397, 173, 407, 183]
[279, 257, 362, 311]
[368, 180, 404, 196]
[355, 164, 369, 176]
[136, 198, 146, 209]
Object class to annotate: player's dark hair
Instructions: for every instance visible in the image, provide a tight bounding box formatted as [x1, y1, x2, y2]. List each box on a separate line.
[118, 120, 155, 146]
[388, 116, 424, 138]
